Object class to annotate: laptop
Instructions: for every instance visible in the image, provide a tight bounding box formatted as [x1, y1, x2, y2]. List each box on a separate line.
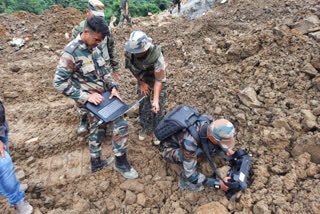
[86, 91, 145, 125]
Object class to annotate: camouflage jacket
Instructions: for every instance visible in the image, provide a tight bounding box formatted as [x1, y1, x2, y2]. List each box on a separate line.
[53, 35, 117, 106]
[125, 45, 166, 85]
[72, 20, 119, 73]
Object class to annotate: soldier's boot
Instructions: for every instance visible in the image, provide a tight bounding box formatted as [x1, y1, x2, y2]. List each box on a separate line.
[178, 173, 204, 191]
[91, 157, 114, 173]
[77, 115, 88, 135]
[153, 133, 160, 146]
[114, 153, 138, 179]
[15, 200, 33, 214]
[138, 129, 146, 141]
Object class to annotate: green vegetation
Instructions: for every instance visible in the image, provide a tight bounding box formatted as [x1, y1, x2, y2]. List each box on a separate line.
[0, 0, 170, 23]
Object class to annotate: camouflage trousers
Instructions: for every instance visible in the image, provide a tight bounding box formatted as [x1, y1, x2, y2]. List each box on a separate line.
[138, 82, 167, 134]
[87, 111, 129, 158]
[119, 9, 132, 26]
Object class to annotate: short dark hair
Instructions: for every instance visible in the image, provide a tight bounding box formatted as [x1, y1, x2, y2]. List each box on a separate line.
[85, 16, 110, 37]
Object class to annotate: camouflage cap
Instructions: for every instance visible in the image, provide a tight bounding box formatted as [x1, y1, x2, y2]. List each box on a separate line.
[207, 119, 236, 152]
[88, 0, 105, 17]
[125, 31, 153, 54]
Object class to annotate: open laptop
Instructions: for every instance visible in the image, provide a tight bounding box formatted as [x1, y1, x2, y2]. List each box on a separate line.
[86, 91, 145, 125]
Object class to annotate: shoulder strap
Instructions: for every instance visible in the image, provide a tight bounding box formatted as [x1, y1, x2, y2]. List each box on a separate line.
[64, 40, 81, 54]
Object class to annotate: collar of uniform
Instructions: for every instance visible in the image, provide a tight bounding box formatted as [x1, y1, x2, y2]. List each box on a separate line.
[75, 34, 93, 51]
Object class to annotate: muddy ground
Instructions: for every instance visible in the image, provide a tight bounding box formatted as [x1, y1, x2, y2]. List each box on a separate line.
[0, 0, 320, 213]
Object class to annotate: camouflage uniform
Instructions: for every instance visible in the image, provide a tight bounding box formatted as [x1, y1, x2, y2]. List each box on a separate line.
[125, 45, 167, 134]
[119, 0, 132, 26]
[161, 121, 209, 185]
[72, 20, 119, 125]
[53, 35, 128, 158]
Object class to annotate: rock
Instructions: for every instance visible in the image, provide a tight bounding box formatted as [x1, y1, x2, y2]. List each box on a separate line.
[312, 77, 320, 90]
[26, 156, 36, 166]
[99, 180, 110, 192]
[25, 137, 40, 144]
[291, 15, 320, 34]
[176, 39, 183, 49]
[137, 193, 146, 207]
[124, 190, 136, 205]
[312, 107, 320, 116]
[301, 63, 318, 77]
[15, 169, 25, 180]
[301, 110, 318, 131]
[119, 180, 144, 193]
[3, 91, 19, 99]
[253, 201, 271, 214]
[10, 65, 21, 72]
[238, 87, 262, 108]
[72, 197, 90, 212]
[309, 31, 320, 42]
[196, 202, 229, 214]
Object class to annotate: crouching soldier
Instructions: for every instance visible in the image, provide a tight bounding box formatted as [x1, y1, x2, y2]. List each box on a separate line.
[53, 16, 138, 179]
[155, 106, 236, 191]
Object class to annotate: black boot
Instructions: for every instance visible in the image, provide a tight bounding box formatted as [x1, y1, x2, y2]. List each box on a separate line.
[178, 173, 204, 191]
[91, 157, 114, 173]
[114, 153, 138, 179]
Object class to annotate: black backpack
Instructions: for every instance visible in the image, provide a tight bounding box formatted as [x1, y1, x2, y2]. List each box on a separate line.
[154, 105, 211, 143]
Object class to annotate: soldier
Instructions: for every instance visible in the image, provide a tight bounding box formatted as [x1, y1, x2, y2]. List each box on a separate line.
[72, 0, 119, 135]
[160, 117, 234, 191]
[118, 0, 132, 27]
[124, 31, 167, 145]
[0, 98, 33, 214]
[169, 0, 181, 14]
[53, 16, 138, 179]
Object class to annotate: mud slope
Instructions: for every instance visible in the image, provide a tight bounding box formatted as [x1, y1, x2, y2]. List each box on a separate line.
[0, 1, 320, 213]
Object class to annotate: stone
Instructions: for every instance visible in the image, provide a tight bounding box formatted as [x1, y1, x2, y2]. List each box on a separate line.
[312, 77, 320, 90]
[253, 201, 271, 214]
[291, 15, 320, 34]
[196, 202, 229, 214]
[137, 193, 146, 207]
[301, 110, 318, 131]
[309, 31, 320, 42]
[238, 87, 262, 108]
[124, 190, 136, 205]
[119, 180, 144, 193]
[302, 63, 318, 76]
[10, 65, 21, 72]
[15, 169, 25, 180]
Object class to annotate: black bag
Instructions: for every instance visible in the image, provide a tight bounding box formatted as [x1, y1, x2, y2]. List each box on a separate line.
[154, 105, 211, 143]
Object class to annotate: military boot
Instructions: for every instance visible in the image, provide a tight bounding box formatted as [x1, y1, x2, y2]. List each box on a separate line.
[178, 173, 204, 191]
[114, 153, 138, 179]
[91, 157, 114, 173]
[77, 115, 88, 135]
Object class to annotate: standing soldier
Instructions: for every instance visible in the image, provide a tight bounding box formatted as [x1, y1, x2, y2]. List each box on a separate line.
[54, 16, 138, 179]
[119, 0, 133, 27]
[72, 0, 120, 135]
[124, 31, 167, 145]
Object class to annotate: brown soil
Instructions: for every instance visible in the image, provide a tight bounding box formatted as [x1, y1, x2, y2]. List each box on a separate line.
[0, 1, 320, 213]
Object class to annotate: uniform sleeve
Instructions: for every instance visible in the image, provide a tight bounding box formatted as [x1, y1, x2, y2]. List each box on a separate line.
[181, 133, 208, 185]
[102, 72, 117, 90]
[106, 32, 119, 73]
[154, 52, 166, 83]
[53, 52, 90, 104]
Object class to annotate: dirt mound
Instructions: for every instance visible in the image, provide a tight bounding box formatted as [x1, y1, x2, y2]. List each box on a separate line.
[0, 1, 320, 213]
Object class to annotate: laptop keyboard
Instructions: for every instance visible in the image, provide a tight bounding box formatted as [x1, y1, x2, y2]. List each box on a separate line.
[98, 100, 123, 119]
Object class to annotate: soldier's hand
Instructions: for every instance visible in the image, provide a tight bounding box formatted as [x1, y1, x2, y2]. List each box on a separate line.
[109, 88, 122, 101]
[140, 81, 151, 96]
[220, 177, 231, 192]
[152, 101, 160, 113]
[0, 140, 7, 159]
[88, 92, 105, 105]
[113, 72, 119, 81]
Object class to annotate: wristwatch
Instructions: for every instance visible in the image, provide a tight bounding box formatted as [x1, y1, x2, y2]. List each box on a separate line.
[213, 180, 221, 189]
